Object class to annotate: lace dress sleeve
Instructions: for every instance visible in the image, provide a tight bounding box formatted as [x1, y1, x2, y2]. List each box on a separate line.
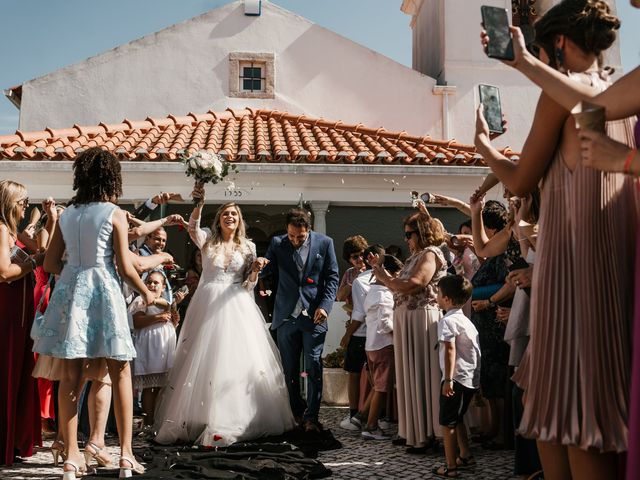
[241, 241, 258, 291]
[188, 214, 211, 249]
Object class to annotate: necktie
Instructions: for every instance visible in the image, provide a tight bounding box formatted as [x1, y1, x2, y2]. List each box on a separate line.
[293, 249, 304, 277]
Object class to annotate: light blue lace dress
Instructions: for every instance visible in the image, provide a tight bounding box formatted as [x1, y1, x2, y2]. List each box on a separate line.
[32, 202, 135, 360]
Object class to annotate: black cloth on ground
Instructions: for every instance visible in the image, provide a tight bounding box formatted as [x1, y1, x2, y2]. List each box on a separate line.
[84, 428, 340, 479]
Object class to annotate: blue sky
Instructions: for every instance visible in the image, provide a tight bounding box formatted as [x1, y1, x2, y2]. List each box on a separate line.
[0, 0, 638, 135]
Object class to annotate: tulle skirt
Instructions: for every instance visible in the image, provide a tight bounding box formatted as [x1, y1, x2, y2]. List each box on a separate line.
[154, 280, 296, 446]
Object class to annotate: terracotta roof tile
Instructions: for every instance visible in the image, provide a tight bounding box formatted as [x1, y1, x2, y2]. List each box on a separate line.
[0, 109, 518, 163]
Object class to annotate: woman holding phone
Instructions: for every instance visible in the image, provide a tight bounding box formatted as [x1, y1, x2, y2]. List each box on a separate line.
[485, 2, 640, 478]
[476, 1, 635, 479]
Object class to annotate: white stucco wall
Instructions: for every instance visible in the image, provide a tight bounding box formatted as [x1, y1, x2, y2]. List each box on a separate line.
[18, 0, 440, 138]
[0, 161, 502, 207]
[408, 0, 624, 151]
[410, 0, 540, 150]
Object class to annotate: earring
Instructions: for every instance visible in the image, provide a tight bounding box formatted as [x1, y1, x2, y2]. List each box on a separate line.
[554, 47, 564, 68]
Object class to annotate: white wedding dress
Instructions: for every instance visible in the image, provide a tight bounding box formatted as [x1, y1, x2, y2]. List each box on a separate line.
[154, 219, 296, 446]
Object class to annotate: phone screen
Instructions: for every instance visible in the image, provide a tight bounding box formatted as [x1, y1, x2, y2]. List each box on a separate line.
[479, 84, 504, 134]
[481, 6, 514, 61]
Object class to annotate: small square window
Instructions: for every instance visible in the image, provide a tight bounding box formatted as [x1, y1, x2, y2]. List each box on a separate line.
[229, 53, 275, 99]
[239, 62, 266, 92]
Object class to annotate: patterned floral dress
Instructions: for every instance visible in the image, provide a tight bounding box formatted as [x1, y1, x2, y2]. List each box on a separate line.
[32, 202, 135, 361]
[470, 253, 509, 399]
[393, 246, 446, 446]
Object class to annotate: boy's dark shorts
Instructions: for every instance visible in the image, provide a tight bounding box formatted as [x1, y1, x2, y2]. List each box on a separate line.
[439, 380, 478, 427]
[344, 335, 367, 373]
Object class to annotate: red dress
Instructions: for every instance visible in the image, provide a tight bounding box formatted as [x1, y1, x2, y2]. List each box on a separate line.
[33, 266, 55, 420]
[0, 241, 41, 465]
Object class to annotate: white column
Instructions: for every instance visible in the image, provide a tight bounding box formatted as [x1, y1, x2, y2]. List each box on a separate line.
[432, 85, 457, 140]
[310, 201, 330, 234]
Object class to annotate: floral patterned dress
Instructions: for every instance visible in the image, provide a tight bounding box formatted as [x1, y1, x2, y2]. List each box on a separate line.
[471, 253, 510, 399]
[393, 246, 447, 446]
[32, 202, 135, 361]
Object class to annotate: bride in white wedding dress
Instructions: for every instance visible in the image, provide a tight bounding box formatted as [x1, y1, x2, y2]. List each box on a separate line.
[154, 196, 296, 447]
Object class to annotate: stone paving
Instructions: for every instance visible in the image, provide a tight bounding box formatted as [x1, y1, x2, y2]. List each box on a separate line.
[2, 406, 519, 479]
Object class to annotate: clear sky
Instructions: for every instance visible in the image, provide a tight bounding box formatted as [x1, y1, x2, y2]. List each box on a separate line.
[0, 0, 638, 135]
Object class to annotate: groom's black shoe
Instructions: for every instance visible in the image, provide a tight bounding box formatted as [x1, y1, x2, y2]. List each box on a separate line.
[303, 419, 323, 433]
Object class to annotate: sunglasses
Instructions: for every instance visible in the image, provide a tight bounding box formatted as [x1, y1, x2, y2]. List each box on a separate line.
[349, 252, 364, 260]
[16, 197, 29, 207]
[404, 230, 418, 239]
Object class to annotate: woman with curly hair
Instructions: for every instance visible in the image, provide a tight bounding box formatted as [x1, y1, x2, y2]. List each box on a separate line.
[0, 180, 43, 466]
[373, 212, 447, 453]
[476, 1, 635, 477]
[32, 147, 153, 479]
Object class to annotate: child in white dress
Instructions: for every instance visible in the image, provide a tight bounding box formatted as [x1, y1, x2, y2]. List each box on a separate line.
[129, 271, 178, 427]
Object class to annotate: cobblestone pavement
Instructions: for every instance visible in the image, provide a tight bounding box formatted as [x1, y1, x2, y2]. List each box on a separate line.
[2, 406, 518, 479]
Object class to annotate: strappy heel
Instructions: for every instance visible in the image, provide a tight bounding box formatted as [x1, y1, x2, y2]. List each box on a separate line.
[83, 441, 115, 468]
[119, 456, 145, 478]
[50, 440, 66, 467]
[62, 460, 86, 480]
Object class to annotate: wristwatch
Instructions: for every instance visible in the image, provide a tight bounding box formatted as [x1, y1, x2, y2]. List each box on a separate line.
[488, 298, 496, 308]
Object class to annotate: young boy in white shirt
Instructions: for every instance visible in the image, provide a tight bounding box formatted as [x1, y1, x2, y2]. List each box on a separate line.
[434, 274, 480, 478]
[361, 254, 403, 440]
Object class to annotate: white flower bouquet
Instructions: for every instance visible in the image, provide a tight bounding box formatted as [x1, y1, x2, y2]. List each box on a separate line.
[181, 150, 236, 204]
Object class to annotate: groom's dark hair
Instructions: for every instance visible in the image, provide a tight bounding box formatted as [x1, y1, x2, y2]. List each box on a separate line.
[286, 208, 311, 229]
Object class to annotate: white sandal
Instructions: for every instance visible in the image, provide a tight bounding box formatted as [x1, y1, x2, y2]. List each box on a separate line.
[83, 441, 115, 468]
[62, 459, 87, 480]
[119, 456, 145, 478]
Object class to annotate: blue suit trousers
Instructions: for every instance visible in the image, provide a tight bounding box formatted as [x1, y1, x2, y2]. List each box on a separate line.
[276, 314, 326, 422]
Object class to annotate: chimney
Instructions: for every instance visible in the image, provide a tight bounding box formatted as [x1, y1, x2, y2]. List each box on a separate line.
[244, 0, 262, 16]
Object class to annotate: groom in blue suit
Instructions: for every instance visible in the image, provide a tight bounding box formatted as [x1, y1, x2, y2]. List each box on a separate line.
[263, 208, 339, 431]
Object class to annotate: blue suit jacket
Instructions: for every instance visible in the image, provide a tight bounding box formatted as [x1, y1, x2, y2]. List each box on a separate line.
[263, 231, 339, 330]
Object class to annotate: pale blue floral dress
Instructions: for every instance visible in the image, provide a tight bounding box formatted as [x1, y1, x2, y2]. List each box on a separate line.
[32, 202, 135, 360]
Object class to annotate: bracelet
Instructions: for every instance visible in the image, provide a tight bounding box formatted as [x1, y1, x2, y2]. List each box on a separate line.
[29, 257, 37, 271]
[444, 378, 453, 383]
[624, 149, 637, 174]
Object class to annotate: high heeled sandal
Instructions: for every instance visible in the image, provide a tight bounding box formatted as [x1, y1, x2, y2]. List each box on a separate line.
[83, 441, 115, 468]
[62, 460, 87, 480]
[50, 440, 66, 467]
[119, 456, 145, 478]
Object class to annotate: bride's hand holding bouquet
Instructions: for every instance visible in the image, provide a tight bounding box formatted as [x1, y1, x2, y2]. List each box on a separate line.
[182, 150, 236, 206]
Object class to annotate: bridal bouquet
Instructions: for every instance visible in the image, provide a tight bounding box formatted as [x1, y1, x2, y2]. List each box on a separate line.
[181, 150, 236, 204]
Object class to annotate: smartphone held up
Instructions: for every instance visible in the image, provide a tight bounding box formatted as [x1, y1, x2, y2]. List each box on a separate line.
[480, 5, 514, 61]
[479, 84, 504, 134]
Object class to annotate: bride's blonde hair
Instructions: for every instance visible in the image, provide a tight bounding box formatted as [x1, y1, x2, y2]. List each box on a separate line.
[205, 202, 249, 251]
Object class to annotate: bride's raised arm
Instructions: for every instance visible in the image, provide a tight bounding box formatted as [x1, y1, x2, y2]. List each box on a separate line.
[188, 184, 210, 249]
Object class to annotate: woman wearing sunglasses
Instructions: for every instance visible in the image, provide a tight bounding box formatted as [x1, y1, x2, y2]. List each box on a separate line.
[0, 181, 43, 466]
[372, 212, 447, 453]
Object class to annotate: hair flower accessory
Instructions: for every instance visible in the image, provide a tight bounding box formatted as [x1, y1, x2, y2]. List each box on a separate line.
[181, 150, 237, 205]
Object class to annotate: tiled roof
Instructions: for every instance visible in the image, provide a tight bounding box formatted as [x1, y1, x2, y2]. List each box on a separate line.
[0, 108, 517, 165]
